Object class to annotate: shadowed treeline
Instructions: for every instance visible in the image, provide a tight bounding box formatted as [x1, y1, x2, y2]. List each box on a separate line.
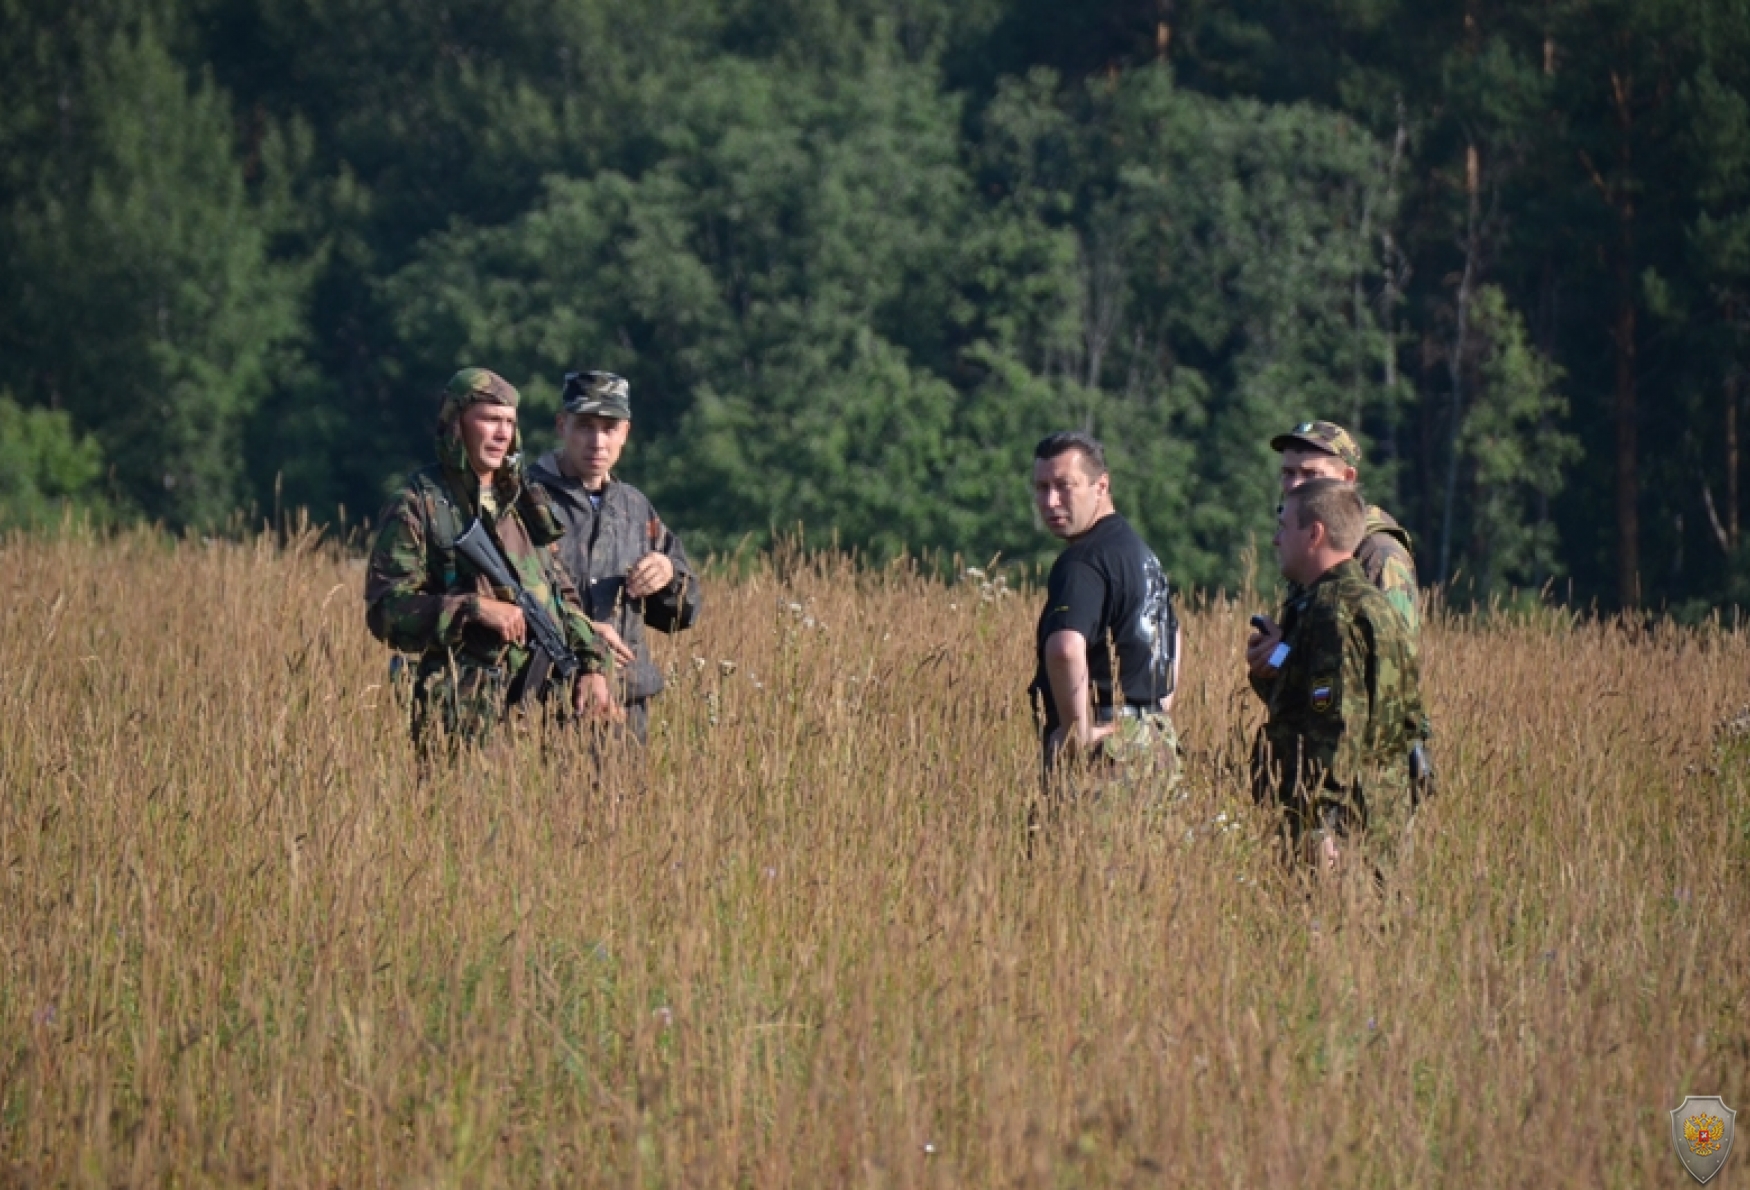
[7, 1, 1750, 610]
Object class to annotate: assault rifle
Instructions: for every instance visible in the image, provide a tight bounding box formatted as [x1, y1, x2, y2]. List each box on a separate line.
[454, 519, 579, 699]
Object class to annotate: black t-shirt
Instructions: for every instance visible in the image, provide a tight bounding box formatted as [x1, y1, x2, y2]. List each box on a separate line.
[1031, 513, 1178, 730]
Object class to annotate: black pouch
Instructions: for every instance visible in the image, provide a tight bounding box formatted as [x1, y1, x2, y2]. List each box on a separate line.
[1409, 742, 1437, 804]
[587, 574, 629, 620]
[620, 659, 666, 703]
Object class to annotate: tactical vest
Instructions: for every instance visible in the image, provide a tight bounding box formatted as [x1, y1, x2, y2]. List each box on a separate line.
[405, 464, 568, 598]
[408, 467, 466, 592]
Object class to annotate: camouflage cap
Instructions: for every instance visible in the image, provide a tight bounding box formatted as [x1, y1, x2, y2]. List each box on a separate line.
[437, 367, 520, 428]
[1270, 419, 1363, 469]
[561, 371, 631, 420]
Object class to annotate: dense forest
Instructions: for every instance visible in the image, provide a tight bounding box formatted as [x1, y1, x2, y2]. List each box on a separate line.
[3, 0, 1748, 610]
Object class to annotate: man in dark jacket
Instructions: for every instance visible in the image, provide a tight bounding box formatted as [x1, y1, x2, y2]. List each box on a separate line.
[528, 371, 702, 742]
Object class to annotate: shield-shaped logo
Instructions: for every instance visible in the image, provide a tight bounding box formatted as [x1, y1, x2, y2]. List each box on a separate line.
[1671, 1095, 1736, 1184]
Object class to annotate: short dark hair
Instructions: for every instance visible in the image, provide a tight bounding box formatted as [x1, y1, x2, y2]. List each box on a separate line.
[1285, 479, 1366, 553]
[1034, 430, 1107, 479]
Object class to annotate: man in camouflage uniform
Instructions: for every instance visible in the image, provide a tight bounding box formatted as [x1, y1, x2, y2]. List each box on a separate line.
[528, 371, 702, 744]
[1247, 480, 1426, 874]
[365, 367, 617, 751]
[1265, 420, 1419, 639]
[1254, 418, 1434, 788]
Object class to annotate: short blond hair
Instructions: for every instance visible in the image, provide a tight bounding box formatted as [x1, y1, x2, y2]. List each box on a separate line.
[1286, 479, 1366, 553]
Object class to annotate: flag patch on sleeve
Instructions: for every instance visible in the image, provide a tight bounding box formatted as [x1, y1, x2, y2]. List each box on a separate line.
[1311, 685, 1334, 713]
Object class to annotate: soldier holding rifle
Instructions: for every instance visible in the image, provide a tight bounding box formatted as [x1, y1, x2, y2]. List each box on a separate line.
[365, 367, 618, 751]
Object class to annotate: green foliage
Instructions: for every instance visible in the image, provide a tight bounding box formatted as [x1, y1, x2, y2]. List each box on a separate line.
[0, 395, 108, 527]
[8, 0, 1750, 609]
[1453, 287, 1577, 598]
[385, 59, 1397, 581]
[386, 49, 984, 554]
[0, 14, 308, 526]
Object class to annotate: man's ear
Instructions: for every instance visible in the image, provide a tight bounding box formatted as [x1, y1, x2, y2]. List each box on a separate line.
[1307, 519, 1329, 552]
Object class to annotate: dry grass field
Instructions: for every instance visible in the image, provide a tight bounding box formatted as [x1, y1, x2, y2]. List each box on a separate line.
[2, 527, 1748, 1186]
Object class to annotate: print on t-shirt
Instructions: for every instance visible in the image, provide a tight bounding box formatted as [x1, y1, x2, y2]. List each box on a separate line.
[1138, 552, 1177, 698]
[1031, 514, 1178, 727]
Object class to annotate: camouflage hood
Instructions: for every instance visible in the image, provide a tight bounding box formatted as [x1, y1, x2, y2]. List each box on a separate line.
[435, 366, 520, 428]
[433, 367, 526, 512]
[434, 419, 528, 508]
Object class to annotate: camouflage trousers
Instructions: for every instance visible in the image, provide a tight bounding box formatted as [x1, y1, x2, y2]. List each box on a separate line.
[403, 652, 566, 756]
[1041, 712, 1183, 813]
[1250, 735, 1416, 875]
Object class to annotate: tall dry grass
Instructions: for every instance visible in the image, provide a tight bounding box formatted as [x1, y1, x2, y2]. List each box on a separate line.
[1, 527, 1747, 1186]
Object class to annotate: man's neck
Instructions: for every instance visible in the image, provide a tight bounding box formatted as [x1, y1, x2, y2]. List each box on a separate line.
[1067, 503, 1117, 542]
[556, 454, 609, 492]
[1300, 552, 1354, 587]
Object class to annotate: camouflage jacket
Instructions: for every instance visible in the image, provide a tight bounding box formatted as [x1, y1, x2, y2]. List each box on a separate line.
[364, 442, 608, 683]
[1284, 504, 1420, 644]
[1357, 504, 1420, 640]
[528, 452, 701, 704]
[1252, 558, 1424, 809]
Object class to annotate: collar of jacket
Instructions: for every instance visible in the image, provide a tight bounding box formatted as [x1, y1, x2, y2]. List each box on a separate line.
[1364, 504, 1414, 551]
[1309, 556, 1366, 592]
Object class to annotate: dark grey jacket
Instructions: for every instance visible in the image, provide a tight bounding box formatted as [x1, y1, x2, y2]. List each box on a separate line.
[528, 452, 702, 705]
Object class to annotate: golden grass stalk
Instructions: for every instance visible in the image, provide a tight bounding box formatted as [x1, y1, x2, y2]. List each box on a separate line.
[1, 529, 1746, 1185]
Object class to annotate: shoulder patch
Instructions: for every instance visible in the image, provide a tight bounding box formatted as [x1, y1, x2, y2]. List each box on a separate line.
[1310, 685, 1334, 714]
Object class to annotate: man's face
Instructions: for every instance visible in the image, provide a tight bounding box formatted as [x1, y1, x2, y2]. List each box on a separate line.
[556, 412, 631, 485]
[1273, 498, 1321, 585]
[1033, 450, 1110, 540]
[1279, 447, 1356, 495]
[458, 403, 518, 476]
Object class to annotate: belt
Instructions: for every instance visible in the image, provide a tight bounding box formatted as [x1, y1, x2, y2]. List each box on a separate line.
[1093, 704, 1165, 724]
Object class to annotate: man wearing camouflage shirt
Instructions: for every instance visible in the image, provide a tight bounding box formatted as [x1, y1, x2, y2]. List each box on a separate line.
[528, 371, 701, 744]
[1251, 418, 1434, 788]
[1263, 420, 1419, 638]
[365, 367, 617, 751]
[1247, 480, 1426, 874]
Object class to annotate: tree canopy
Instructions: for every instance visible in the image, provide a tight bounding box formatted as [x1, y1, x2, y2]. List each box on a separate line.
[4, 0, 1748, 607]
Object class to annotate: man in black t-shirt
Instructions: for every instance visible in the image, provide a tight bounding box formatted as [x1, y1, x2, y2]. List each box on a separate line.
[1029, 430, 1182, 799]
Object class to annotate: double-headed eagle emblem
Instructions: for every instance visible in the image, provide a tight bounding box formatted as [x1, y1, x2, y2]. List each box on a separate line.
[1685, 1112, 1725, 1156]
